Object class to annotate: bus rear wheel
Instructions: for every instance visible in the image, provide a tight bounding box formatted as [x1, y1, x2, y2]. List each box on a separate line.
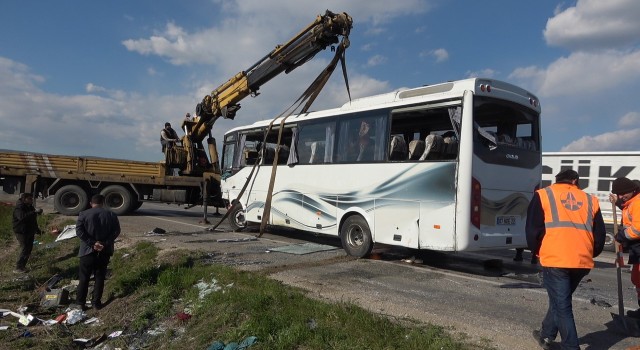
[100, 185, 133, 215]
[54, 184, 89, 216]
[340, 215, 373, 258]
[228, 204, 247, 232]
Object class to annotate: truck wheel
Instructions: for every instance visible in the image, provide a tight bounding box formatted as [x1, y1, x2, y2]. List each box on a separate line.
[100, 185, 133, 215]
[54, 185, 89, 216]
[228, 204, 246, 232]
[604, 230, 616, 252]
[340, 215, 373, 258]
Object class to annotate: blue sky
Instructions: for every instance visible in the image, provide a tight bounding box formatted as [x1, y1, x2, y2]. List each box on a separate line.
[1, 0, 639, 162]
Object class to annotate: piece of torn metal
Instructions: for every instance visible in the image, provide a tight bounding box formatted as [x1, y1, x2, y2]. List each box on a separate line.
[55, 225, 77, 242]
[216, 237, 258, 243]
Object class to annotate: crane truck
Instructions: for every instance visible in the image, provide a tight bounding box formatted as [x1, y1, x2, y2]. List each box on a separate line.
[0, 10, 353, 217]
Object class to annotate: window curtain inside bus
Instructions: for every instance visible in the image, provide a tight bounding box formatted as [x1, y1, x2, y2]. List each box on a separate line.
[287, 127, 299, 166]
[234, 133, 247, 168]
[448, 107, 461, 139]
[324, 123, 335, 163]
[373, 116, 386, 160]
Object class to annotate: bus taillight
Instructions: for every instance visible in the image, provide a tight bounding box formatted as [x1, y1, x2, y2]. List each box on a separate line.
[471, 177, 481, 229]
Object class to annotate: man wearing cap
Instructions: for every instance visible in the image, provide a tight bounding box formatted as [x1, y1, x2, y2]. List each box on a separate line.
[160, 122, 180, 153]
[610, 177, 640, 318]
[527, 169, 606, 350]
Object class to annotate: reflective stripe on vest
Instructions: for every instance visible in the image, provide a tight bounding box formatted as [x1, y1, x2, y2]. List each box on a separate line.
[622, 195, 640, 240]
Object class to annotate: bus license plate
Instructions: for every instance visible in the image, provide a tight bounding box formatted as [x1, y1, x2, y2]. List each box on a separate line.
[497, 216, 516, 225]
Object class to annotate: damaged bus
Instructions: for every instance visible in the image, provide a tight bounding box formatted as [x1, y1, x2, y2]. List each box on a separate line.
[219, 78, 541, 257]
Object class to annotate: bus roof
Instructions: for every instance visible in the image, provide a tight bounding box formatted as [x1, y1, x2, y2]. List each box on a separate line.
[225, 77, 540, 134]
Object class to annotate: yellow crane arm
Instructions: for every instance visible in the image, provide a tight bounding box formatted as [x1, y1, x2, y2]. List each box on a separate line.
[189, 10, 352, 142]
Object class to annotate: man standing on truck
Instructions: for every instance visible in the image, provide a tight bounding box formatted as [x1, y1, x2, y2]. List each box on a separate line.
[160, 122, 180, 152]
[527, 169, 606, 350]
[610, 177, 640, 318]
[12, 193, 42, 273]
[75, 194, 120, 310]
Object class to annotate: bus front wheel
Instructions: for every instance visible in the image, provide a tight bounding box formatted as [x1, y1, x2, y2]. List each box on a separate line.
[228, 204, 247, 232]
[340, 215, 373, 258]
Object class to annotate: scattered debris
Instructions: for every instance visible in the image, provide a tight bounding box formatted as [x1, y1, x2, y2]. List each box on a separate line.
[18, 314, 37, 326]
[176, 312, 192, 322]
[84, 316, 99, 325]
[65, 308, 87, 325]
[195, 277, 222, 299]
[590, 298, 612, 308]
[55, 225, 77, 242]
[216, 237, 258, 243]
[207, 336, 258, 350]
[146, 227, 167, 236]
[0, 326, 9, 331]
[108, 330, 123, 338]
[41, 288, 70, 308]
[73, 333, 106, 348]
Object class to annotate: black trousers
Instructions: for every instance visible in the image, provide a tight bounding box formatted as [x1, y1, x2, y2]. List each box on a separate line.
[76, 252, 111, 307]
[14, 232, 35, 270]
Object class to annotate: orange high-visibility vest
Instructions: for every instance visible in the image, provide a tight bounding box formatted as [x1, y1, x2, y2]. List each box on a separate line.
[537, 183, 599, 268]
[621, 193, 640, 241]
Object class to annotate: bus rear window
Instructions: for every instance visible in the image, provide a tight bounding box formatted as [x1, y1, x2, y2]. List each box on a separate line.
[474, 97, 539, 152]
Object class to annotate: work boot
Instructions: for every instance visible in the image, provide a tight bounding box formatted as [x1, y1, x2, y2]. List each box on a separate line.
[532, 329, 552, 350]
[513, 250, 524, 262]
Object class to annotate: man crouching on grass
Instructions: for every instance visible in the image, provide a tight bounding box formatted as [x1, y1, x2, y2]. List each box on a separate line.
[75, 194, 120, 310]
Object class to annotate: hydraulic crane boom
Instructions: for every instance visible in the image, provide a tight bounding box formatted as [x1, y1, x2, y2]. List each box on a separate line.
[190, 10, 352, 143]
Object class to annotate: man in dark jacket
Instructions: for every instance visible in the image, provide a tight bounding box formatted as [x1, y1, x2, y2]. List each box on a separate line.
[12, 193, 42, 273]
[75, 194, 120, 310]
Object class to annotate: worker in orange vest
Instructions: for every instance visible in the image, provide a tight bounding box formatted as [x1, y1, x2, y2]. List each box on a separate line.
[526, 169, 606, 350]
[610, 177, 640, 318]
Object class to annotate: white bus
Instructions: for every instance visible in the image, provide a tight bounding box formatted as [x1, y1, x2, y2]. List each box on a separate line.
[219, 78, 541, 257]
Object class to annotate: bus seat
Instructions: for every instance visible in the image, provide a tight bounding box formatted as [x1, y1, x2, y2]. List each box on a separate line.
[408, 140, 425, 160]
[263, 146, 276, 164]
[309, 141, 325, 164]
[389, 135, 407, 161]
[420, 134, 445, 160]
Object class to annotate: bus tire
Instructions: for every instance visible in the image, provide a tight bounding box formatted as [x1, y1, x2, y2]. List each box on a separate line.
[54, 184, 89, 216]
[228, 204, 247, 232]
[340, 215, 373, 258]
[100, 185, 133, 215]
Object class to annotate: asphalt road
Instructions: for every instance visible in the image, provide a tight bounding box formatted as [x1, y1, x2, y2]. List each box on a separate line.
[40, 199, 640, 349]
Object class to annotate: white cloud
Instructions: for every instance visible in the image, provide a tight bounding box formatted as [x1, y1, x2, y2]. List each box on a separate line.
[420, 48, 449, 63]
[465, 68, 496, 78]
[618, 111, 640, 127]
[0, 56, 192, 161]
[561, 128, 640, 151]
[122, 0, 432, 67]
[544, 0, 640, 50]
[513, 50, 640, 98]
[85, 83, 106, 93]
[366, 54, 387, 67]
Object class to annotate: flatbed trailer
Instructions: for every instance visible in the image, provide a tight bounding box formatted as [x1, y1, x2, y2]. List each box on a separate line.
[0, 149, 221, 216]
